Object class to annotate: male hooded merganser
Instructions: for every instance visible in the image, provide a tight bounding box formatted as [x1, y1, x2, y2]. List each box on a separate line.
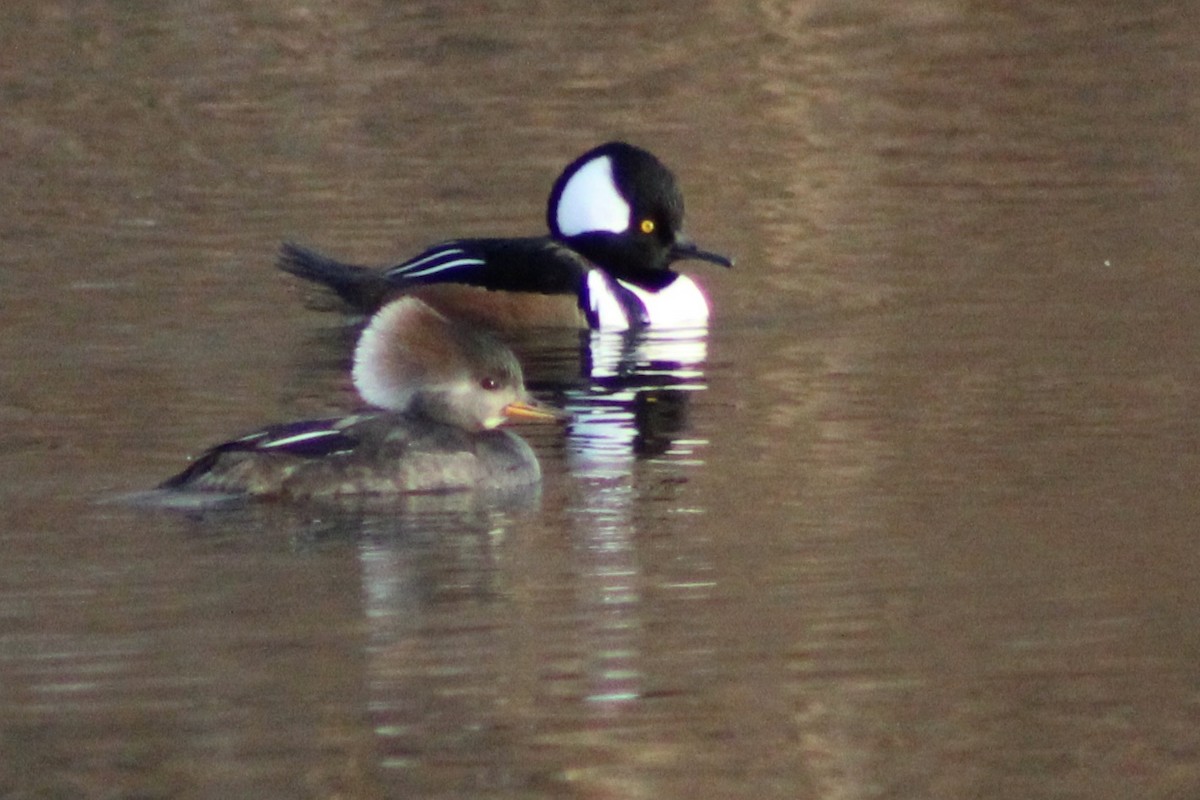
[278, 141, 733, 331]
[159, 297, 561, 499]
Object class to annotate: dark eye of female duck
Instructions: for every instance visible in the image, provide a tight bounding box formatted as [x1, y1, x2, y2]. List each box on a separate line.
[479, 376, 500, 391]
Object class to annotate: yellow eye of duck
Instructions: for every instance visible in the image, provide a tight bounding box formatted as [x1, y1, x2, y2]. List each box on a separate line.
[639, 219, 655, 234]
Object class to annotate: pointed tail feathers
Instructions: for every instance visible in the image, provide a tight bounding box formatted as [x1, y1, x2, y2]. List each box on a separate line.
[277, 242, 389, 312]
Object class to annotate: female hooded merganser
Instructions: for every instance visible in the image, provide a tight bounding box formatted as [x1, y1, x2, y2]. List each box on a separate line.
[278, 141, 733, 331]
[159, 297, 561, 499]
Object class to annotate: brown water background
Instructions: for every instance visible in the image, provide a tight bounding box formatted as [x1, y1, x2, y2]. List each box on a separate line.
[2, 2, 1200, 798]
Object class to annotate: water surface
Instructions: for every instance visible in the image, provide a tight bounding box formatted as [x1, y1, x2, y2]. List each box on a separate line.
[2, 2, 1199, 798]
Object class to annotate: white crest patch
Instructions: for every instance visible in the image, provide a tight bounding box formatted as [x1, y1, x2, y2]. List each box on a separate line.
[555, 155, 631, 237]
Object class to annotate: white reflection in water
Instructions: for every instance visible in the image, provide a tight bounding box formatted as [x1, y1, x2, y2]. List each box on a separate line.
[567, 326, 710, 469]
[582, 327, 709, 383]
[564, 326, 711, 709]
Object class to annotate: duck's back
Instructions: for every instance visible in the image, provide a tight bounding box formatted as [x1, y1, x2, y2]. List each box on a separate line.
[163, 412, 541, 499]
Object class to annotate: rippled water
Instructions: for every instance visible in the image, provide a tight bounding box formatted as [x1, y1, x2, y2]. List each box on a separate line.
[3, 2, 1200, 798]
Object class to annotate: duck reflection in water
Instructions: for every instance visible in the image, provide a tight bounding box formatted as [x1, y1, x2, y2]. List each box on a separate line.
[553, 326, 713, 708]
[517, 326, 710, 470]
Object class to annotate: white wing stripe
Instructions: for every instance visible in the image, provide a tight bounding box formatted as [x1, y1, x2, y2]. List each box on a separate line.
[399, 257, 487, 278]
[390, 247, 467, 273]
[259, 430, 343, 450]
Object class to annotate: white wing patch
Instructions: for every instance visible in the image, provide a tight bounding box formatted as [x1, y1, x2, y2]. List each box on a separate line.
[555, 155, 631, 237]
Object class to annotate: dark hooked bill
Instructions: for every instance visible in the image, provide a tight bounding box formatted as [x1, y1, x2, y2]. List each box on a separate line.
[670, 237, 734, 268]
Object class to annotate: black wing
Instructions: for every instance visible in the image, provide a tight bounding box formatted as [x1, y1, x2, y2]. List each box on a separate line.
[160, 417, 360, 489]
[382, 237, 590, 295]
[279, 238, 592, 312]
[383, 239, 660, 327]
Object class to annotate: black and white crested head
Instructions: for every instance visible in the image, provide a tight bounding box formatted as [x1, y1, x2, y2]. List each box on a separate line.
[352, 297, 531, 431]
[546, 142, 733, 285]
[548, 142, 680, 239]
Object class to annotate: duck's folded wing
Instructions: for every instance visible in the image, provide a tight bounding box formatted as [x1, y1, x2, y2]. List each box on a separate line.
[160, 418, 361, 489]
[381, 237, 589, 295]
[280, 238, 591, 313]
